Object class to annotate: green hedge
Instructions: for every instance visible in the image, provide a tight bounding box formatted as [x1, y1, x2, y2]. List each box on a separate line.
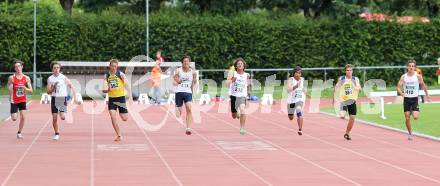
[1, 10, 440, 84]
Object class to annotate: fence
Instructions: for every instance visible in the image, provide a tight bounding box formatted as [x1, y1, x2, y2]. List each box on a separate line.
[198, 65, 440, 85]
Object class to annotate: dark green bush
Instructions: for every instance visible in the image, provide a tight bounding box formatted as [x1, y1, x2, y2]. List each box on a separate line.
[1, 9, 439, 84]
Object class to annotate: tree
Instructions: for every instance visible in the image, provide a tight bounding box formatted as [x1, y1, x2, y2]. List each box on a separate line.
[78, 0, 120, 12]
[426, 0, 440, 17]
[301, 0, 334, 18]
[60, 0, 74, 15]
[259, 0, 300, 12]
[189, 0, 257, 15]
[259, 0, 335, 18]
[129, 0, 166, 14]
[78, 0, 165, 14]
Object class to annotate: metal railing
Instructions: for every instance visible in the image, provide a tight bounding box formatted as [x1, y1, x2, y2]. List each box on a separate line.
[198, 65, 440, 84]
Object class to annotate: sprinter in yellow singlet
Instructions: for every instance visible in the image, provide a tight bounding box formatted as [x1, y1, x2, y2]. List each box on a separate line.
[333, 64, 361, 140]
[103, 59, 132, 141]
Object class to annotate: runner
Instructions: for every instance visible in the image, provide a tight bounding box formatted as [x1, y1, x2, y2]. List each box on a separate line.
[150, 50, 164, 105]
[173, 55, 197, 135]
[333, 64, 362, 140]
[7, 61, 33, 139]
[226, 58, 250, 135]
[47, 61, 78, 141]
[287, 66, 305, 135]
[396, 59, 431, 140]
[102, 59, 132, 141]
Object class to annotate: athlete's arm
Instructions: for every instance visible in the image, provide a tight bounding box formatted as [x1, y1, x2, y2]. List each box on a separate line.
[225, 70, 235, 87]
[287, 78, 294, 93]
[231, 72, 237, 83]
[225, 78, 232, 87]
[7, 75, 14, 102]
[102, 74, 109, 93]
[173, 68, 181, 85]
[354, 77, 362, 91]
[7, 75, 13, 97]
[226, 66, 235, 80]
[47, 79, 55, 94]
[24, 75, 33, 94]
[302, 78, 307, 95]
[291, 78, 301, 93]
[192, 70, 198, 93]
[396, 75, 404, 98]
[120, 72, 132, 100]
[418, 74, 430, 102]
[66, 77, 77, 103]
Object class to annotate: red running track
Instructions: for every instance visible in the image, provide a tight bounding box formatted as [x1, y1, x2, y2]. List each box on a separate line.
[0, 101, 439, 186]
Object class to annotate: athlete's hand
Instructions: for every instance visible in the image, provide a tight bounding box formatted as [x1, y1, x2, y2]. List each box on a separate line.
[227, 67, 235, 80]
[231, 77, 237, 82]
[47, 84, 54, 94]
[102, 82, 109, 93]
[128, 96, 134, 105]
[426, 96, 431, 103]
[49, 82, 58, 93]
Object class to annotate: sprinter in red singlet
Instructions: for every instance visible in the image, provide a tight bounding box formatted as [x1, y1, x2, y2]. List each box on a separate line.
[7, 61, 33, 139]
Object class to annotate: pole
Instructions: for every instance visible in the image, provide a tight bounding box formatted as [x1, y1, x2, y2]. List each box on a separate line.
[145, 0, 149, 57]
[33, 0, 37, 88]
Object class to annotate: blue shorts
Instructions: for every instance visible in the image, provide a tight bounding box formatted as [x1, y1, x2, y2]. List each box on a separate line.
[108, 96, 128, 113]
[175, 92, 192, 107]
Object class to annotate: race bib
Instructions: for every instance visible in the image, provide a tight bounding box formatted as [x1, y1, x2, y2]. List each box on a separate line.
[179, 79, 191, 88]
[405, 85, 415, 95]
[16, 87, 25, 97]
[344, 84, 353, 96]
[233, 83, 245, 93]
[109, 79, 119, 89]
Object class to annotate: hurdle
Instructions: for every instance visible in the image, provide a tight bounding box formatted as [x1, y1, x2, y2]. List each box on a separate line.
[369, 89, 440, 119]
[138, 93, 150, 104]
[199, 94, 211, 105]
[261, 94, 274, 105]
[40, 93, 51, 104]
